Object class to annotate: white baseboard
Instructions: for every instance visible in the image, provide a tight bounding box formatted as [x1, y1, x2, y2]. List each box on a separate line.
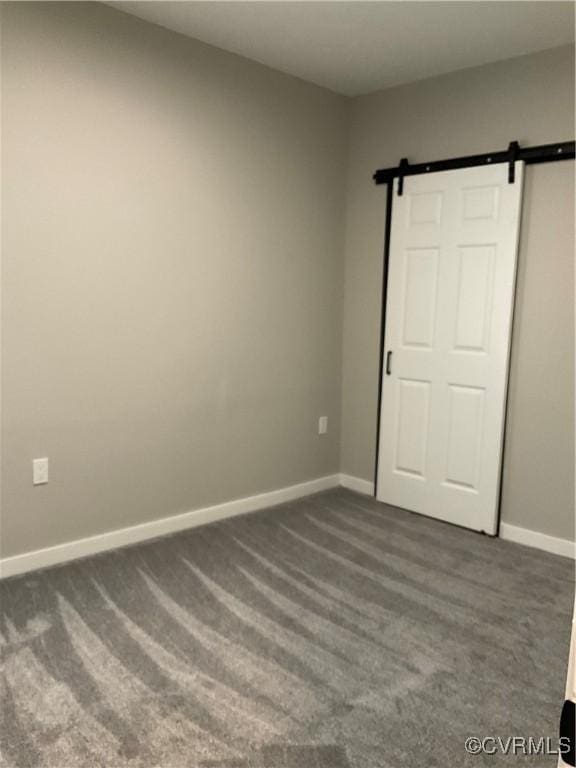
[339, 473, 375, 496]
[4, 472, 570, 578]
[499, 522, 575, 559]
[338, 473, 574, 560]
[0, 474, 340, 579]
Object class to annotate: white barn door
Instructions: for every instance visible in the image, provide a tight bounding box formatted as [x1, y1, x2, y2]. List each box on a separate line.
[376, 162, 524, 534]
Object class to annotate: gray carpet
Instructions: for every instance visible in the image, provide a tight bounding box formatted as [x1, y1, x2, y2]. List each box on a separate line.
[0, 488, 573, 767]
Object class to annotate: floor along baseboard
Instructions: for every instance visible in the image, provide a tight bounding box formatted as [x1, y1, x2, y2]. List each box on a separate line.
[1, 472, 572, 578]
[0, 474, 341, 579]
[499, 521, 574, 559]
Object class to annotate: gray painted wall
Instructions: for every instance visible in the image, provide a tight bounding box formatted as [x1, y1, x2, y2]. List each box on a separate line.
[341, 45, 575, 541]
[0, 2, 349, 557]
[1, 4, 573, 559]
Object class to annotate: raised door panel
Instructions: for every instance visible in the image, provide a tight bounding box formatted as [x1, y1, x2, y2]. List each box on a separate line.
[443, 385, 485, 491]
[394, 379, 430, 479]
[453, 245, 496, 353]
[401, 248, 439, 348]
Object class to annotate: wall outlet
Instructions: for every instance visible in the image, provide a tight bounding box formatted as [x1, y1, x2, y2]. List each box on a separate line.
[33, 457, 49, 485]
[318, 416, 328, 435]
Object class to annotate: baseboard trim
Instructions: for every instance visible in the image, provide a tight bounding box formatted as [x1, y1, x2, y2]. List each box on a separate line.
[499, 522, 575, 559]
[0, 474, 340, 579]
[339, 473, 375, 496]
[338, 474, 574, 559]
[4, 473, 570, 578]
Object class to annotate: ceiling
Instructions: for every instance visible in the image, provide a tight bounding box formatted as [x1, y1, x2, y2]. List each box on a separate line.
[112, 2, 575, 97]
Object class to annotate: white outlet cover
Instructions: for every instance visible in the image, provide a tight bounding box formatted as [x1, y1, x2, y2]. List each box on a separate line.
[318, 416, 328, 435]
[33, 457, 49, 485]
